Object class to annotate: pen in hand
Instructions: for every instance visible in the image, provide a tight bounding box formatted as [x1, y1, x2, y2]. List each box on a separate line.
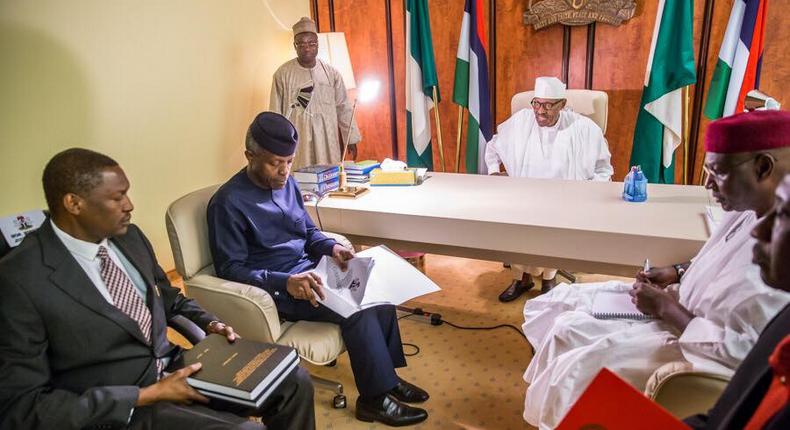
[643, 258, 651, 273]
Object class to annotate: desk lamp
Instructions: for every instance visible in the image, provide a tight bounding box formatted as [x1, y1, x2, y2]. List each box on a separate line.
[335, 80, 380, 194]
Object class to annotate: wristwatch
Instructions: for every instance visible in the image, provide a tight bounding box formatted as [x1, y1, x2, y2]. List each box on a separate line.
[673, 264, 687, 280]
[206, 320, 224, 332]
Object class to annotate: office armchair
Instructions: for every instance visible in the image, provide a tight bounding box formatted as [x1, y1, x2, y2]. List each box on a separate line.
[510, 89, 609, 133]
[644, 361, 730, 419]
[165, 184, 349, 408]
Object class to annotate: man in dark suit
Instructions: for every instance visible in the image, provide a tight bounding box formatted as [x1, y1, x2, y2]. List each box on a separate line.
[685, 175, 790, 429]
[0, 148, 315, 430]
[207, 112, 429, 427]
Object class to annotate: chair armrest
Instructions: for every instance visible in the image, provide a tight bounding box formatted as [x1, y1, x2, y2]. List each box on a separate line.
[322, 231, 353, 250]
[183, 273, 284, 343]
[645, 361, 731, 419]
[168, 314, 206, 345]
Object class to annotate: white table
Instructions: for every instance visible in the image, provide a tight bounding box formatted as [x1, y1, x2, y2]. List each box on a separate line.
[306, 173, 714, 277]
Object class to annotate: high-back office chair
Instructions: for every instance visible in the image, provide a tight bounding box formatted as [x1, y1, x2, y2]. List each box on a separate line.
[165, 184, 349, 408]
[510, 89, 609, 133]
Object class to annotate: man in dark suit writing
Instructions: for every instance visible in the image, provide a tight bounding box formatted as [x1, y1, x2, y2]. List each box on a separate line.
[0, 148, 315, 430]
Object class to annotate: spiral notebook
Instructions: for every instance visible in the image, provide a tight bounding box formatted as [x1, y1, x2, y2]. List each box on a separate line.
[591, 291, 655, 321]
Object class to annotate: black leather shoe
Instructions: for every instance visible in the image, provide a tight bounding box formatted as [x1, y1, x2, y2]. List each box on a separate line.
[390, 378, 429, 403]
[540, 276, 557, 294]
[498, 279, 534, 302]
[356, 394, 428, 426]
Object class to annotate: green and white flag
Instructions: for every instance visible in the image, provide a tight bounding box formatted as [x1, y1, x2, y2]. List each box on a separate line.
[630, 0, 696, 184]
[406, 0, 439, 170]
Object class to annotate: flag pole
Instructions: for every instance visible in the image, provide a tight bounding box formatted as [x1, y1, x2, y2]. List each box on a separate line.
[455, 106, 464, 172]
[683, 88, 688, 185]
[432, 86, 446, 172]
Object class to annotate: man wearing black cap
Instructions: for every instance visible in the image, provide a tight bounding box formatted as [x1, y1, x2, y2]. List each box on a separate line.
[207, 112, 429, 427]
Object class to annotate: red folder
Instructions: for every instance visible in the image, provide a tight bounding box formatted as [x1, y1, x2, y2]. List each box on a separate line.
[557, 368, 691, 430]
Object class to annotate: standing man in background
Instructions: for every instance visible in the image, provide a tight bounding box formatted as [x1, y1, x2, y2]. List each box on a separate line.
[485, 76, 613, 302]
[269, 17, 361, 169]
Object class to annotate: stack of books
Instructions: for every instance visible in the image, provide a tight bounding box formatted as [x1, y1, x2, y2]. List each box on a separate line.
[293, 164, 340, 196]
[342, 160, 380, 184]
[183, 334, 300, 408]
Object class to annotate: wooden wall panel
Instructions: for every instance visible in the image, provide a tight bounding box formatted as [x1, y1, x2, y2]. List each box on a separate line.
[317, 0, 790, 180]
[314, 0, 332, 32]
[592, 0, 656, 180]
[392, 0, 406, 163]
[332, 0, 394, 162]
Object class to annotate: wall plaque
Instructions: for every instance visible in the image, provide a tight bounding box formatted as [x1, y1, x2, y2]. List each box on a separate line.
[524, 0, 636, 30]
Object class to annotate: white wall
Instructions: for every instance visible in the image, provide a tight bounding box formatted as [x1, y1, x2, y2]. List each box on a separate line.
[0, 0, 309, 269]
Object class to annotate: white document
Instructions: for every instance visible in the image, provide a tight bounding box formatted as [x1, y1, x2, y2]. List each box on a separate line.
[313, 245, 441, 318]
[0, 209, 46, 248]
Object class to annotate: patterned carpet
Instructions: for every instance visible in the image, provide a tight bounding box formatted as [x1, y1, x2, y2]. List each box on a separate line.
[169, 255, 629, 429]
[307, 254, 535, 430]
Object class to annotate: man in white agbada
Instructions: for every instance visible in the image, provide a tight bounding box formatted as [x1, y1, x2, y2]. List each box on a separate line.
[269, 17, 361, 170]
[485, 76, 614, 302]
[521, 111, 790, 429]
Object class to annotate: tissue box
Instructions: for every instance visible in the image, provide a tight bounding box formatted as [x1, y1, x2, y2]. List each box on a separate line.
[369, 168, 416, 186]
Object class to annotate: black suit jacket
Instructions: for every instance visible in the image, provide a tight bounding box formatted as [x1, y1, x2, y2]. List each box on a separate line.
[686, 304, 790, 429]
[0, 221, 218, 430]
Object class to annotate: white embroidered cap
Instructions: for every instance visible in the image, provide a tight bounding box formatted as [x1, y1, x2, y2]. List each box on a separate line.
[534, 77, 567, 99]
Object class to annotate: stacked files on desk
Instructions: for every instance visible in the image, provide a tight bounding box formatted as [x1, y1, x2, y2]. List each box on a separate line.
[294, 164, 340, 195]
[343, 160, 380, 183]
[313, 245, 441, 318]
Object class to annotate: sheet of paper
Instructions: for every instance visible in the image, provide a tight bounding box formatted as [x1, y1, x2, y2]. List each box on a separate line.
[357, 245, 440, 305]
[314, 256, 374, 318]
[313, 245, 441, 317]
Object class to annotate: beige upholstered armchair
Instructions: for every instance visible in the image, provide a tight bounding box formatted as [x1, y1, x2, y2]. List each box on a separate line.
[644, 361, 730, 419]
[165, 184, 349, 408]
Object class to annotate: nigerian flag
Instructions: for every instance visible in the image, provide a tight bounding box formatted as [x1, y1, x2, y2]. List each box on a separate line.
[630, 0, 696, 184]
[453, 0, 492, 174]
[704, 0, 769, 119]
[406, 0, 439, 170]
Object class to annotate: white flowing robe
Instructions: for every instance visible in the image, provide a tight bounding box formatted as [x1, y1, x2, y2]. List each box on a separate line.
[521, 210, 790, 429]
[484, 108, 613, 180]
[270, 59, 361, 170]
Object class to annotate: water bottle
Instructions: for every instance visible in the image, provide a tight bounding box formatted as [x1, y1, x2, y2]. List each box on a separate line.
[623, 166, 648, 202]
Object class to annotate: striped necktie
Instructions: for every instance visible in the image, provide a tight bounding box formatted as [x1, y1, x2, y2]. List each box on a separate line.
[97, 246, 152, 344]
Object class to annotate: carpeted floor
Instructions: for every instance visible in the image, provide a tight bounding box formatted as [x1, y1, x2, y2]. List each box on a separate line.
[308, 254, 533, 430]
[169, 255, 629, 429]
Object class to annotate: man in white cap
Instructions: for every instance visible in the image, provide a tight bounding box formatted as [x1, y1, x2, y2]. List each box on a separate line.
[485, 76, 613, 302]
[269, 17, 361, 169]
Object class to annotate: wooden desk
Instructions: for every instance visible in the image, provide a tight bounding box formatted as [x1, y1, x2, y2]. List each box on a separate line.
[306, 173, 713, 277]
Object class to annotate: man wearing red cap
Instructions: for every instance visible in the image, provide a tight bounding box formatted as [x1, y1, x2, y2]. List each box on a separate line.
[520, 110, 790, 429]
[683, 173, 790, 429]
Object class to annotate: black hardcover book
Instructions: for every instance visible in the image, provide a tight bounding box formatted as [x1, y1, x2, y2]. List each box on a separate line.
[183, 334, 299, 404]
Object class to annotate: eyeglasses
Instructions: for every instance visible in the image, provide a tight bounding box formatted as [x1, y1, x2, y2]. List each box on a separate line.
[530, 99, 564, 111]
[295, 41, 318, 48]
[703, 153, 776, 182]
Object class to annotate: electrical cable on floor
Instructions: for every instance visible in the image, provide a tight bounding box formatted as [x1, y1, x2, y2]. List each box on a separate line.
[401, 343, 420, 357]
[397, 308, 528, 359]
[398, 312, 526, 340]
